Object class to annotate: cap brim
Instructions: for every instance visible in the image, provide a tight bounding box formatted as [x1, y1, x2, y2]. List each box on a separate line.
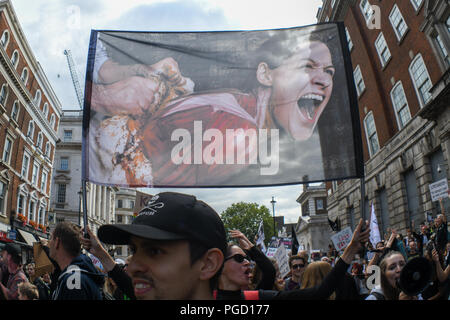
[98, 224, 185, 245]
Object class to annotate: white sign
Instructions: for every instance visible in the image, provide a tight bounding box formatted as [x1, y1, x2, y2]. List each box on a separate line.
[265, 247, 278, 258]
[273, 244, 290, 279]
[330, 226, 353, 252]
[429, 178, 449, 202]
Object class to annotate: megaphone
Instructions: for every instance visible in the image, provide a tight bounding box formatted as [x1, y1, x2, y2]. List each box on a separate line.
[397, 257, 432, 296]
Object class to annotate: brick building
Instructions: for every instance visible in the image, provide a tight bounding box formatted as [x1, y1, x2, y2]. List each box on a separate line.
[317, 0, 449, 237]
[0, 0, 62, 259]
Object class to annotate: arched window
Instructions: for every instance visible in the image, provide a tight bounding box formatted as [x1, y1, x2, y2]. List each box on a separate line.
[0, 84, 8, 106]
[0, 30, 9, 48]
[11, 50, 19, 68]
[33, 90, 41, 107]
[36, 132, 43, 149]
[390, 82, 411, 130]
[20, 68, 28, 84]
[27, 121, 34, 139]
[50, 114, 56, 129]
[409, 54, 432, 107]
[43, 103, 49, 118]
[364, 112, 380, 157]
[45, 142, 51, 158]
[11, 100, 19, 121]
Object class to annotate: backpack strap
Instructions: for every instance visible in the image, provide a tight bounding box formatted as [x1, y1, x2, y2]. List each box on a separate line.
[243, 290, 259, 300]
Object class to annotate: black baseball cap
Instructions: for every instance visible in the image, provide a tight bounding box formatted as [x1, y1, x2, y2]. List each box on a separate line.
[98, 192, 227, 255]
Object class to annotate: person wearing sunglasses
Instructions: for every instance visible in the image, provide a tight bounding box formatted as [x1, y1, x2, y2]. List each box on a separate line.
[216, 229, 276, 299]
[284, 255, 307, 291]
[215, 219, 370, 300]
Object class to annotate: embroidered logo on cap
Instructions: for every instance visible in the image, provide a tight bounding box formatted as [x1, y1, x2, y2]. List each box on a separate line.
[138, 195, 164, 216]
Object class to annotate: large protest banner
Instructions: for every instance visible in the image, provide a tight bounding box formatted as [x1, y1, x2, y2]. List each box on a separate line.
[82, 23, 363, 187]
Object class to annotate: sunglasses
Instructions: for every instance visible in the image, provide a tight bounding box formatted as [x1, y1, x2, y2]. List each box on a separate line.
[292, 264, 305, 270]
[225, 254, 250, 263]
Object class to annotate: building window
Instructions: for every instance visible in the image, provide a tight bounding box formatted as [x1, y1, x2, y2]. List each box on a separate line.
[50, 114, 56, 129]
[0, 84, 8, 106]
[21, 68, 28, 84]
[301, 202, 309, 217]
[31, 163, 39, 186]
[21, 153, 30, 177]
[360, 0, 374, 22]
[38, 206, 45, 225]
[28, 200, 35, 221]
[60, 157, 69, 170]
[56, 184, 66, 204]
[117, 215, 123, 223]
[353, 65, 365, 97]
[410, 0, 423, 11]
[316, 198, 325, 211]
[36, 132, 43, 149]
[2, 136, 13, 164]
[130, 200, 135, 209]
[364, 112, 380, 156]
[434, 34, 450, 68]
[389, 4, 408, 41]
[375, 32, 391, 67]
[45, 142, 51, 158]
[0, 181, 6, 215]
[43, 103, 49, 118]
[27, 121, 34, 139]
[345, 27, 353, 51]
[17, 194, 25, 215]
[11, 101, 19, 121]
[0, 30, 9, 48]
[332, 180, 338, 192]
[41, 171, 47, 193]
[11, 50, 19, 69]
[63, 130, 73, 142]
[118, 199, 123, 208]
[390, 82, 412, 130]
[33, 90, 41, 108]
[409, 54, 432, 107]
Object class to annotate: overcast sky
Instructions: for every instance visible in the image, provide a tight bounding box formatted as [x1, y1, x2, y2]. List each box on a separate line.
[12, 0, 324, 224]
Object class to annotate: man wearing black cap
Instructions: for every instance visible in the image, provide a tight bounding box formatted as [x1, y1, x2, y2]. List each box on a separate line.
[0, 243, 28, 300]
[96, 192, 226, 299]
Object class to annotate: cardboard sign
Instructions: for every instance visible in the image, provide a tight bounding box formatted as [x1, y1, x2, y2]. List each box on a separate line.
[429, 178, 449, 202]
[273, 244, 290, 279]
[330, 227, 353, 252]
[33, 242, 54, 280]
[265, 247, 278, 258]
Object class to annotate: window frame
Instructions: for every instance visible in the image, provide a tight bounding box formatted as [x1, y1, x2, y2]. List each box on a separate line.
[389, 4, 409, 41]
[408, 54, 432, 107]
[10, 50, 19, 69]
[2, 136, 13, 164]
[374, 32, 392, 68]
[364, 111, 380, 157]
[353, 65, 366, 97]
[0, 30, 9, 49]
[390, 81, 412, 130]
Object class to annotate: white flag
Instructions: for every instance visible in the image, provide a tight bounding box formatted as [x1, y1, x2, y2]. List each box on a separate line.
[256, 220, 266, 253]
[369, 203, 381, 247]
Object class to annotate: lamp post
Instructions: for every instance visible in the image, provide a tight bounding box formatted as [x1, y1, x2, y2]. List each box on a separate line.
[77, 189, 82, 227]
[271, 196, 276, 237]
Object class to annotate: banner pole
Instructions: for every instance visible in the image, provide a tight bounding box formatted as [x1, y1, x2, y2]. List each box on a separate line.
[82, 179, 89, 237]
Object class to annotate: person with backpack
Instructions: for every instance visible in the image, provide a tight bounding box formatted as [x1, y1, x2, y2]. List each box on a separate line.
[48, 222, 104, 300]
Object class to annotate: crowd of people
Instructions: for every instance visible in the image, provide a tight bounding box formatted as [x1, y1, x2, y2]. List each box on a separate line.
[0, 191, 448, 301]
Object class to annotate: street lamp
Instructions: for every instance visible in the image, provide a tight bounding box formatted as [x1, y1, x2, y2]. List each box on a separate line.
[271, 196, 276, 236]
[77, 189, 82, 227]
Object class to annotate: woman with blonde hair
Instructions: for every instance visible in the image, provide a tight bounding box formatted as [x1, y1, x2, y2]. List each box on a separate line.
[301, 261, 335, 299]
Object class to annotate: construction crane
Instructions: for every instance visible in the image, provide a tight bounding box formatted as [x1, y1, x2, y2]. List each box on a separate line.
[63, 49, 84, 109]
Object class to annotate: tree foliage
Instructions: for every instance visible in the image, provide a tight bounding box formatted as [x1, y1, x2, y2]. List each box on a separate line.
[220, 202, 275, 245]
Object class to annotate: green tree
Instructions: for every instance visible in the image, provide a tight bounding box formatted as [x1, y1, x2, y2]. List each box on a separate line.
[220, 202, 275, 246]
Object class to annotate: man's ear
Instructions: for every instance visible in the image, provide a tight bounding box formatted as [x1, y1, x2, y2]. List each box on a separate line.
[256, 62, 273, 86]
[198, 248, 224, 281]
